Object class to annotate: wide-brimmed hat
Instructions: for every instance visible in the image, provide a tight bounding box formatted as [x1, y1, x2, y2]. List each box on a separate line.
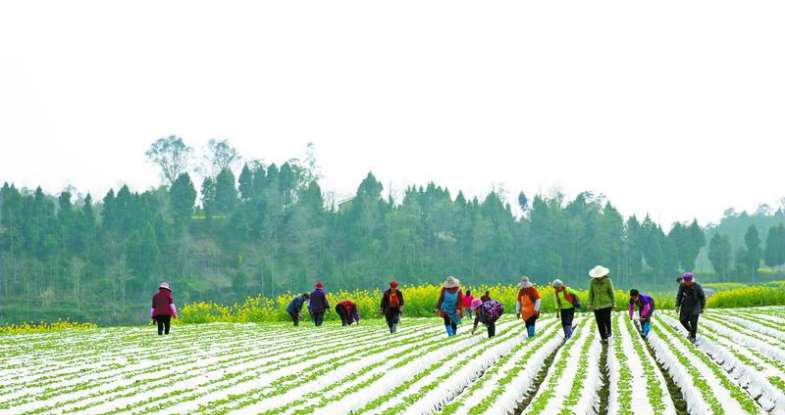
[682, 272, 694, 282]
[588, 265, 610, 279]
[315, 281, 324, 289]
[518, 276, 533, 288]
[551, 279, 565, 288]
[470, 298, 483, 310]
[389, 280, 399, 288]
[444, 276, 460, 288]
[159, 282, 171, 291]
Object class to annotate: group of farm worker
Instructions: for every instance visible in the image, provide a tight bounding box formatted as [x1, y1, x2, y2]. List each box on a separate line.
[428, 265, 706, 344]
[151, 265, 707, 344]
[284, 280, 404, 332]
[285, 281, 362, 328]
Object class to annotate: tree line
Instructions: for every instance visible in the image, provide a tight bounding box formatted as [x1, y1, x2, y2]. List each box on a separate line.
[0, 136, 782, 323]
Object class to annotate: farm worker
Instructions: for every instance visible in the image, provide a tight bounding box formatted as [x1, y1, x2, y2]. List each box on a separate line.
[588, 265, 615, 344]
[480, 291, 491, 302]
[308, 281, 330, 327]
[151, 282, 177, 335]
[335, 300, 360, 326]
[380, 280, 405, 333]
[628, 289, 655, 338]
[675, 272, 705, 344]
[516, 276, 541, 339]
[552, 279, 580, 340]
[286, 293, 309, 326]
[435, 276, 464, 337]
[471, 298, 504, 338]
[462, 290, 475, 319]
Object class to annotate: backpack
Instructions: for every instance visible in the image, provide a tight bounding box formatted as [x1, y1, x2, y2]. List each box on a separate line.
[566, 291, 582, 309]
[389, 290, 400, 308]
[481, 300, 503, 322]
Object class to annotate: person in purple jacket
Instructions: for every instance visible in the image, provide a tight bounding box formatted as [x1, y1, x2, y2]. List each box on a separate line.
[308, 281, 329, 327]
[629, 289, 655, 338]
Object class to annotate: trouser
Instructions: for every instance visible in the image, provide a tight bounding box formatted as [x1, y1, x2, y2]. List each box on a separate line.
[465, 308, 474, 319]
[594, 307, 613, 340]
[155, 315, 171, 335]
[486, 321, 496, 338]
[311, 311, 325, 326]
[559, 308, 575, 339]
[680, 312, 700, 338]
[289, 311, 300, 326]
[443, 315, 458, 336]
[640, 319, 651, 337]
[385, 310, 401, 333]
[525, 315, 538, 338]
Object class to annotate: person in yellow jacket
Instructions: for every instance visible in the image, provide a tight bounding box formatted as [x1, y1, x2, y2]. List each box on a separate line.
[516, 276, 541, 339]
[552, 279, 580, 340]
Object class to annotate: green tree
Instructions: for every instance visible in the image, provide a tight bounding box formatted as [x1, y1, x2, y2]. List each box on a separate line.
[708, 233, 732, 279]
[764, 224, 785, 268]
[238, 164, 254, 200]
[169, 173, 197, 230]
[744, 225, 762, 277]
[214, 168, 238, 215]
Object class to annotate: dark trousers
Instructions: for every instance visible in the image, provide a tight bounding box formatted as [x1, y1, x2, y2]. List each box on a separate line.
[385, 310, 401, 332]
[525, 315, 538, 328]
[443, 315, 458, 331]
[680, 312, 700, 338]
[337, 309, 352, 326]
[593, 307, 612, 340]
[155, 315, 171, 335]
[289, 311, 300, 326]
[311, 311, 325, 326]
[560, 308, 575, 338]
[486, 321, 496, 338]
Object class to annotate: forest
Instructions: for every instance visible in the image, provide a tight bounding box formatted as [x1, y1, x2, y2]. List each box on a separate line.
[1, 137, 784, 324]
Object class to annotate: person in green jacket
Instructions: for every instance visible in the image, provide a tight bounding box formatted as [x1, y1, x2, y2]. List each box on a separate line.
[588, 265, 615, 343]
[552, 279, 579, 340]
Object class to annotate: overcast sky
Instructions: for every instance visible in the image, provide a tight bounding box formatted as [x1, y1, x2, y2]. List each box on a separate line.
[1, 1, 784, 227]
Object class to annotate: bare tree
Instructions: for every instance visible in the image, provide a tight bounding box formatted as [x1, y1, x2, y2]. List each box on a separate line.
[201, 138, 241, 177]
[145, 136, 193, 185]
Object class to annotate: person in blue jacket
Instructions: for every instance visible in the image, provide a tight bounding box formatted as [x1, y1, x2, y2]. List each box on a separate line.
[286, 293, 309, 326]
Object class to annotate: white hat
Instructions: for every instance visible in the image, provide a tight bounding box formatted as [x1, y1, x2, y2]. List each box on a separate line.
[444, 276, 460, 288]
[159, 282, 171, 290]
[588, 266, 610, 279]
[552, 279, 565, 288]
[518, 276, 533, 288]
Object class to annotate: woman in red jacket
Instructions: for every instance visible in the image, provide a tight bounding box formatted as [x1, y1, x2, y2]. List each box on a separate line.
[151, 282, 177, 335]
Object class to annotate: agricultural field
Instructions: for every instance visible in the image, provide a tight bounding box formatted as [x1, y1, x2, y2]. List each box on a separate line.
[2, 308, 785, 415]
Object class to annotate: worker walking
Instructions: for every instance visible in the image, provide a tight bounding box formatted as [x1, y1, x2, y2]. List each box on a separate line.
[552, 279, 580, 340]
[380, 281, 404, 333]
[517, 276, 541, 339]
[676, 272, 705, 343]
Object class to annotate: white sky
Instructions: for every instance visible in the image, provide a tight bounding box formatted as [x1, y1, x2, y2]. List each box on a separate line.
[1, 1, 784, 227]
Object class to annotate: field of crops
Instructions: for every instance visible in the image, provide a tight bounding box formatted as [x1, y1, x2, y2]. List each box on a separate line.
[2, 307, 785, 415]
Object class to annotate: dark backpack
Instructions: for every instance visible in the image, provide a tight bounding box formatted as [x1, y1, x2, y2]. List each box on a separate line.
[481, 300, 503, 322]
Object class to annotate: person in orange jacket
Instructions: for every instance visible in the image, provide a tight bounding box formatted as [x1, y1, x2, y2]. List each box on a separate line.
[516, 276, 541, 339]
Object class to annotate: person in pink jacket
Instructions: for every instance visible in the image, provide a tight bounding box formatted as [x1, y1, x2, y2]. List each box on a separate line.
[462, 290, 475, 319]
[628, 289, 655, 338]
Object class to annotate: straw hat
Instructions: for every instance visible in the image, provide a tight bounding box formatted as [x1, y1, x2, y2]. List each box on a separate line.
[551, 279, 565, 288]
[588, 265, 610, 279]
[159, 282, 171, 291]
[518, 276, 533, 288]
[444, 276, 460, 288]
